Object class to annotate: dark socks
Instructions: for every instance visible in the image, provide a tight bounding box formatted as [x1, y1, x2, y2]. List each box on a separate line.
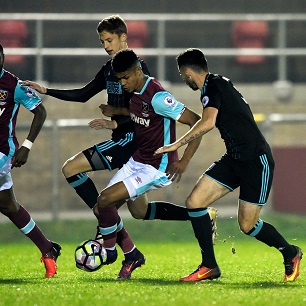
[124, 248, 140, 261]
[116, 218, 136, 254]
[66, 173, 99, 209]
[98, 206, 120, 249]
[246, 219, 296, 259]
[144, 201, 190, 221]
[188, 208, 217, 268]
[9, 205, 52, 255]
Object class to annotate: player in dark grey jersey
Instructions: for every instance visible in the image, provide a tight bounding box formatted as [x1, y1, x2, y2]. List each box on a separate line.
[155, 48, 302, 282]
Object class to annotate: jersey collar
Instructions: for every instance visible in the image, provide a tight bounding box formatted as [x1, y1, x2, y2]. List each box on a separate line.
[201, 73, 210, 95]
[136, 75, 151, 95]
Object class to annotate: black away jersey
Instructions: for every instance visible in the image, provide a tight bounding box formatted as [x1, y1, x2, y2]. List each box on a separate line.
[201, 73, 270, 161]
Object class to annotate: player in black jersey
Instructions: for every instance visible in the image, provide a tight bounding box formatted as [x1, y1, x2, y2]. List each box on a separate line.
[155, 48, 302, 282]
[22, 17, 217, 279]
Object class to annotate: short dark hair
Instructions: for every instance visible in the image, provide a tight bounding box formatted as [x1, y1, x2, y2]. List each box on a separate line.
[111, 49, 140, 73]
[97, 15, 127, 36]
[176, 48, 208, 72]
[0, 43, 3, 55]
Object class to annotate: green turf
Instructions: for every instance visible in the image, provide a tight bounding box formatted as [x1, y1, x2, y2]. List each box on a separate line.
[0, 212, 305, 306]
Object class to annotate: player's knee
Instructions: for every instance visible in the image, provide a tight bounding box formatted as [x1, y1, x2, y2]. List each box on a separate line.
[92, 204, 99, 218]
[0, 200, 19, 217]
[62, 157, 79, 177]
[238, 220, 254, 234]
[185, 196, 192, 208]
[62, 159, 72, 177]
[129, 209, 144, 220]
[97, 192, 112, 208]
[185, 195, 199, 209]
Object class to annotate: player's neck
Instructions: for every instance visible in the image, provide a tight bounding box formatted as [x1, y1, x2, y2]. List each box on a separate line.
[194, 72, 208, 90]
[135, 75, 148, 92]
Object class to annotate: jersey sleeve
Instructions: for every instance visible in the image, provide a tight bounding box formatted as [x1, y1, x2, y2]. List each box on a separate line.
[14, 82, 41, 110]
[94, 65, 107, 90]
[151, 91, 185, 120]
[202, 82, 222, 110]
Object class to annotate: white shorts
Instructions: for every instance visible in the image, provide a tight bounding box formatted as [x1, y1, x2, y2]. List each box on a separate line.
[0, 152, 13, 191]
[106, 157, 172, 200]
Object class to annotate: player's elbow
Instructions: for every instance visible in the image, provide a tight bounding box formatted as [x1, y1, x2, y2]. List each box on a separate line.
[206, 121, 215, 132]
[32, 104, 47, 122]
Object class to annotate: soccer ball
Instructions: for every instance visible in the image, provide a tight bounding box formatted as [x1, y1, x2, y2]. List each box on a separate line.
[75, 239, 107, 272]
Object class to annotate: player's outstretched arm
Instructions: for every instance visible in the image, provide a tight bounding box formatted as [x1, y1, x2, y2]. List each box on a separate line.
[155, 107, 217, 155]
[22, 79, 100, 103]
[165, 107, 201, 182]
[12, 103, 47, 168]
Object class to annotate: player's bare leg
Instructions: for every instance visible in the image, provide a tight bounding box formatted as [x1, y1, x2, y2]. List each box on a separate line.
[62, 151, 92, 177]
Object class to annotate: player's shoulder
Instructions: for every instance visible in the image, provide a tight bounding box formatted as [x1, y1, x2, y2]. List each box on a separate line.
[0, 69, 18, 86]
[94, 59, 112, 81]
[148, 77, 164, 91]
[208, 73, 233, 89]
[210, 73, 233, 83]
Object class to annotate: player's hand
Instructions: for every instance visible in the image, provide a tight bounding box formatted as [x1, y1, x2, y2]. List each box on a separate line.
[11, 147, 30, 168]
[20, 80, 47, 94]
[99, 104, 117, 117]
[88, 118, 118, 130]
[154, 143, 179, 155]
[99, 104, 130, 117]
[166, 159, 189, 182]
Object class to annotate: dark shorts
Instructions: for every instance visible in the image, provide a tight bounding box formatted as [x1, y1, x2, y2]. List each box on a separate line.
[83, 132, 137, 171]
[205, 152, 275, 205]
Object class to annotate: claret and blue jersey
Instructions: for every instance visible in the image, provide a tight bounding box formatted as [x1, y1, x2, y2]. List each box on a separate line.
[0, 68, 41, 158]
[129, 76, 185, 172]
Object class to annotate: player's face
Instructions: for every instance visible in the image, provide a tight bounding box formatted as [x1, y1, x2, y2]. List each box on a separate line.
[98, 31, 127, 58]
[179, 67, 198, 91]
[115, 66, 142, 93]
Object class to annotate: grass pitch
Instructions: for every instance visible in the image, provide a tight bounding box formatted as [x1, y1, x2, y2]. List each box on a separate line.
[0, 213, 305, 306]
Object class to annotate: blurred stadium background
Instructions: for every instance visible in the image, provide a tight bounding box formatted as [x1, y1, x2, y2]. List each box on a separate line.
[1, 0, 306, 221]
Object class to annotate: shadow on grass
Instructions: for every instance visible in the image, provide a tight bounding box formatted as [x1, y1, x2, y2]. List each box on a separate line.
[0, 277, 44, 285]
[71, 276, 304, 288]
[0, 276, 303, 289]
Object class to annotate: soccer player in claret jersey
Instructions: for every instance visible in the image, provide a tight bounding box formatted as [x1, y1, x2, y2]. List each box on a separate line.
[90, 48, 203, 278]
[22, 16, 218, 278]
[155, 48, 303, 282]
[0, 43, 61, 278]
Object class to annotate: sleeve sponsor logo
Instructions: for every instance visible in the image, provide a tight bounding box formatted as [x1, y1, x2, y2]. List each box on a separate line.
[26, 86, 38, 98]
[201, 96, 209, 107]
[164, 96, 176, 107]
